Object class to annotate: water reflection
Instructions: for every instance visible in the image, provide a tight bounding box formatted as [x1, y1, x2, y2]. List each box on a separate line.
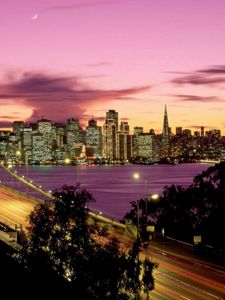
[0, 164, 211, 220]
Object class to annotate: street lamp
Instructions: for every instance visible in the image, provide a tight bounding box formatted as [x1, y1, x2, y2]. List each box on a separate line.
[133, 173, 159, 299]
[133, 173, 149, 216]
[133, 172, 159, 237]
[64, 157, 71, 165]
[133, 173, 159, 213]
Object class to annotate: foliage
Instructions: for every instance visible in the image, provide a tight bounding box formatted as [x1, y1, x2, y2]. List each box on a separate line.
[158, 162, 225, 250]
[20, 185, 157, 299]
[124, 162, 225, 255]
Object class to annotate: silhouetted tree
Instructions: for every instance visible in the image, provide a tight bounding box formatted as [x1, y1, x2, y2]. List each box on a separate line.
[20, 185, 157, 299]
[124, 162, 225, 257]
[158, 163, 225, 254]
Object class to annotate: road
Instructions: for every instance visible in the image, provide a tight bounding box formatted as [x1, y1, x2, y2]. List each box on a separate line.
[148, 246, 225, 300]
[0, 186, 39, 229]
[111, 233, 225, 300]
[0, 186, 224, 299]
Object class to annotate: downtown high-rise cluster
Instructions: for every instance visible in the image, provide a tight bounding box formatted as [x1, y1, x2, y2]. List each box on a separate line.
[0, 106, 225, 165]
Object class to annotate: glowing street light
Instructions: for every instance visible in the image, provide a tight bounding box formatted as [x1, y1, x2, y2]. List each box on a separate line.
[133, 172, 159, 216]
[133, 172, 140, 180]
[64, 158, 71, 164]
[151, 193, 159, 201]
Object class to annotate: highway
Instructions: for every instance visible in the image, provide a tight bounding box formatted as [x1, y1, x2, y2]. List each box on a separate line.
[0, 186, 39, 229]
[148, 246, 225, 300]
[0, 186, 224, 299]
[111, 234, 225, 300]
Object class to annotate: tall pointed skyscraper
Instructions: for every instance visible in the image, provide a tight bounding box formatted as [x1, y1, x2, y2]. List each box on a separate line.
[162, 104, 169, 144]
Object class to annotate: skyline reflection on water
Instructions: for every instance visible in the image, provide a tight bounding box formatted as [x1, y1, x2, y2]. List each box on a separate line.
[0, 163, 211, 220]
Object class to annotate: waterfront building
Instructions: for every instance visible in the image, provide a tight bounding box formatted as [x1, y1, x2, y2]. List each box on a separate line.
[5, 133, 19, 163]
[116, 121, 132, 160]
[55, 123, 66, 148]
[132, 127, 143, 157]
[71, 143, 83, 158]
[106, 109, 119, 130]
[0, 136, 7, 160]
[13, 121, 24, 140]
[138, 133, 155, 160]
[32, 133, 44, 163]
[55, 146, 68, 163]
[66, 118, 83, 149]
[37, 118, 52, 134]
[103, 119, 117, 160]
[86, 119, 102, 158]
[37, 118, 53, 161]
[0, 131, 10, 160]
[21, 127, 32, 162]
[102, 110, 118, 160]
[51, 124, 57, 141]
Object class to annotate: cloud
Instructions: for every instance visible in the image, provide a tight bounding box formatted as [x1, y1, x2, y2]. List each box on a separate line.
[0, 71, 150, 124]
[172, 76, 225, 86]
[188, 125, 216, 130]
[0, 121, 13, 128]
[171, 65, 225, 86]
[1, 116, 15, 119]
[84, 62, 111, 68]
[46, 1, 118, 12]
[198, 65, 225, 74]
[172, 94, 224, 103]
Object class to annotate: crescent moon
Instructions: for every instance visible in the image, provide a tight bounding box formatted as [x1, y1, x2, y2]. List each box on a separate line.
[32, 13, 38, 20]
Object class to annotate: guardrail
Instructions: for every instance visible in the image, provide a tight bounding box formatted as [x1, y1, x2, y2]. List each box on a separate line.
[0, 213, 22, 231]
[0, 164, 127, 236]
[1, 163, 55, 200]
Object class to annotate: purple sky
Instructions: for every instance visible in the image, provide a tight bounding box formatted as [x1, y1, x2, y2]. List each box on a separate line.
[1, 0, 225, 133]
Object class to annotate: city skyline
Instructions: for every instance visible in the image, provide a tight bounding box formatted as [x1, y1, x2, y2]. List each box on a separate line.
[2, 106, 225, 135]
[1, 0, 225, 134]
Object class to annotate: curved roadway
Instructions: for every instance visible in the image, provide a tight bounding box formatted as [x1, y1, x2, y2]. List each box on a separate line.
[0, 185, 224, 299]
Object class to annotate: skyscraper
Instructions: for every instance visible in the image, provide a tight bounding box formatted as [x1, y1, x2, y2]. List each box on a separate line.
[103, 119, 117, 160]
[106, 110, 118, 130]
[102, 110, 118, 160]
[160, 105, 170, 158]
[176, 127, 183, 135]
[162, 104, 169, 144]
[132, 127, 143, 157]
[37, 118, 53, 161]
[66, 118, 83, 147]
[138, 133, 155, 160]
[86, 119, 102, 158]
[201, 126, 205, 137]
[21, 127, 32, 162]
[116, 121, 132, 160]
[13, 121, 24, 140]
